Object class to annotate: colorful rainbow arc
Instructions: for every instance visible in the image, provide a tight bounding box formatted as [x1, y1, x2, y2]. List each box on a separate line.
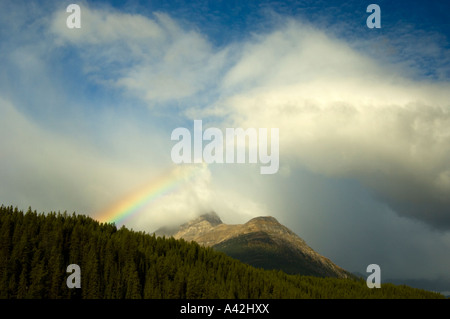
[95, 165, 203, 225]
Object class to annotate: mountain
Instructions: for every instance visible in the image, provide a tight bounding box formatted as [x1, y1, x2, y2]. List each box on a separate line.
[1, 205, 444, 299]
[156, 212, 352, 278]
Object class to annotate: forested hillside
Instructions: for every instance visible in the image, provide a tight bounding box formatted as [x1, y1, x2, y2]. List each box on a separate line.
[0, 205, 444, 299]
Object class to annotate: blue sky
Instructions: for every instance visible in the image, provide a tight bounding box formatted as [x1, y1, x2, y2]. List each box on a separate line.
[1, 0, 450, 294]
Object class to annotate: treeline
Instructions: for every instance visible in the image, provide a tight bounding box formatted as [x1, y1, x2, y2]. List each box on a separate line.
[0, 205, 444, 299]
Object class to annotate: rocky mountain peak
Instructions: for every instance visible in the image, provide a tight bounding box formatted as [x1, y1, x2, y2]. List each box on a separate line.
[174, 212, 222, 241]
[246, 216, 280, 225]
[196, 212, 223, 226]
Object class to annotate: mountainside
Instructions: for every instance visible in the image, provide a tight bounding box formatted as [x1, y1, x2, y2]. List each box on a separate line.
[158, 212, 352, 278]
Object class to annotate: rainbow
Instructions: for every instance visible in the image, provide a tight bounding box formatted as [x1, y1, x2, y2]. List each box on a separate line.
[96, 164, 205, 225]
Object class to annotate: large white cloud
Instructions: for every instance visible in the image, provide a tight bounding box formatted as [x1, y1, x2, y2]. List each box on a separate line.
[215, 20, 450, 229]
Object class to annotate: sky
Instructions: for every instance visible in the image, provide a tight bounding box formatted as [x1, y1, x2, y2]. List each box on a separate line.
[1, 0, 450, 294]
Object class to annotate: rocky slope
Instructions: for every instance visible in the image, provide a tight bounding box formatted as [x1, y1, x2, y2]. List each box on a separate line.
[156, 212, 352, 279]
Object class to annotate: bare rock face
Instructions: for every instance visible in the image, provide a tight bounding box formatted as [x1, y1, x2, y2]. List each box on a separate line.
[174, 212, 223, 241]
[159, 212, 352, 279]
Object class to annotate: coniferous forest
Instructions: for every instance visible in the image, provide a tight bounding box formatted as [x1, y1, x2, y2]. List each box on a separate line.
[0, 205, 445, 299]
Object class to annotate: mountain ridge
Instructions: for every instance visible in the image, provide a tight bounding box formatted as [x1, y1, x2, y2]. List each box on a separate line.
[156, 212, 352, 278]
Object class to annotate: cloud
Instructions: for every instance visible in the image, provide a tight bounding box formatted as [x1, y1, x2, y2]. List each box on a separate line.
[47, 4, 450, 230]
[215, 19, 450, 230]
[0, 50, 176, 221]
[0, 96, 162, 214]
[49, 4, 230, 105]
[0, 2, 252, 233]
[4, 2, 449, 232]
[113, 163, 270, 232]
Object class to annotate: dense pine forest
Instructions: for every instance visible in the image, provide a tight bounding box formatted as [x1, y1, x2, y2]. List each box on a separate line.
[0, 205, 445, 299]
